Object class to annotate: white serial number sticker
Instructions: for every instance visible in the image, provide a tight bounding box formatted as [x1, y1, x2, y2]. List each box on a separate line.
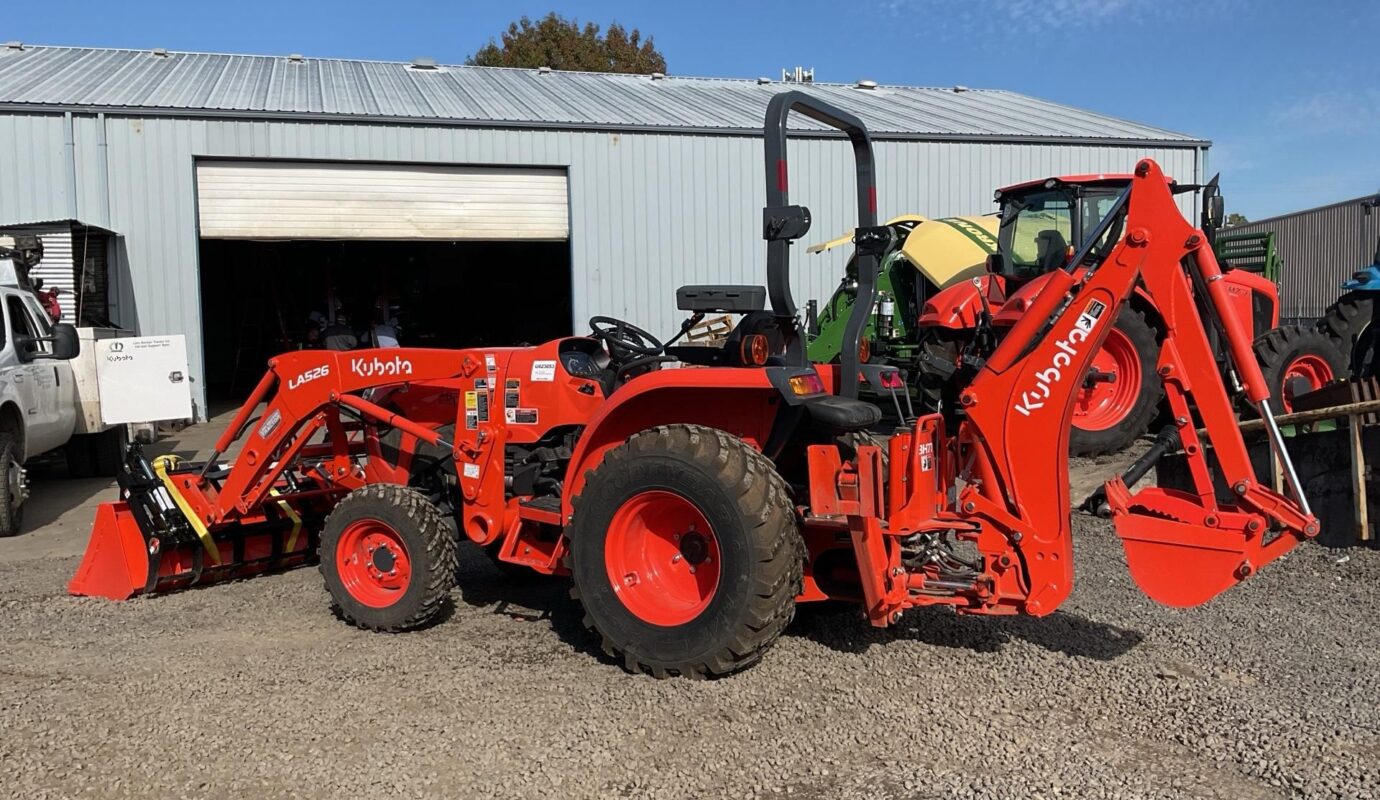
[531, 360, 557, 382]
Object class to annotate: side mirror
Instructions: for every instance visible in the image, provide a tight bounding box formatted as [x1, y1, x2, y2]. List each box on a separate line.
[16, 323, 79, 363]
[1208, 195, 1225, 229]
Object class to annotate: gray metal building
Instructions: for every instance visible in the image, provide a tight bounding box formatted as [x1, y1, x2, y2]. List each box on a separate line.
[1226, 195, 1380, 322]
[0, 44, 1208, 415]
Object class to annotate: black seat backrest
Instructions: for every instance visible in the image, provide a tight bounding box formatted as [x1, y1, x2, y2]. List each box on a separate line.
[676, 285, 767, 313]
[1036, 229, 1070, 271]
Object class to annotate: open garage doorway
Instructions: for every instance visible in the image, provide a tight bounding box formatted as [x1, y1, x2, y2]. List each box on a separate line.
[197, 239, 572, 405]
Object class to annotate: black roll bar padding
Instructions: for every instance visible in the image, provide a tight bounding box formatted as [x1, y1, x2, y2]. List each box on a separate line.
[762, 90, 879, 400]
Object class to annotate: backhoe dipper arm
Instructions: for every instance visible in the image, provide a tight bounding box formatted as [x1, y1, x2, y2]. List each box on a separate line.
[203, 349, 467, 523]
[955, 159, 1317, 615]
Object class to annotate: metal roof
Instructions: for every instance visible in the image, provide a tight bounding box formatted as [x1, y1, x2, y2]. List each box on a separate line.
[0, 45, 1206, 145]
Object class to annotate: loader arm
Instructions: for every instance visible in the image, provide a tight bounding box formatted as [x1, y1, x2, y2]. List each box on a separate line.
[201, 349, 468, 524]
[955, 158, 1317, 613]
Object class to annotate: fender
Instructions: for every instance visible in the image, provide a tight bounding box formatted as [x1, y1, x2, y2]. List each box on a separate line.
[917, 275, 1007, 329]
[992, 272, 1164, 329]
[990, 274, 1056, 326]
[561, 367, 784, 518]
[1219, 268, 1280, 332]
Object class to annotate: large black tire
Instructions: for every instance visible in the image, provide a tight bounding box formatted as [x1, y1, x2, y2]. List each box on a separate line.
[91, 427, 126, 478]
[1069, 308, 1163, 457]
[0, 434, 24, 537]
[1255, 325, 1349, 414]
[567, 424, 802, 678]
[1317, 293, 1373, 377]
[64, 435, 95, 479]
[319, 483, 457, 631]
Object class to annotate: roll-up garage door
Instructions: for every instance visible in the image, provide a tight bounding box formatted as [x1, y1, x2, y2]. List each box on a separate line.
[196, 161, 569, 241]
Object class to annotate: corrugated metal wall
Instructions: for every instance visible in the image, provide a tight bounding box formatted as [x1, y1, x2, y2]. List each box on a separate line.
[0, 110, 1203, 415]
[1226, 198, 1380, 322]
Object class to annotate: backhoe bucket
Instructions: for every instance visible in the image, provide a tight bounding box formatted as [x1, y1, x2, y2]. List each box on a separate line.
[1106, 481, 1309, 608]
[68, 445, 322, 600]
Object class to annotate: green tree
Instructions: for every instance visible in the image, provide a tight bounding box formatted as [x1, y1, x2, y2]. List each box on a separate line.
[467, 13, 667, 74]
[1225, 212, 1250, 227]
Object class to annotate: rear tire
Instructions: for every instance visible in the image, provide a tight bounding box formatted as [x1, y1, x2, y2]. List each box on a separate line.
[65, 435, 95, 479]
[567, 424, 802, 678]
[1317, 292, 1372, 374]
[91, 428, 125, 478]
[320, 484, 456, 632]
[1069, 309, 1162, 457]
[1255, 325, 1348, 414]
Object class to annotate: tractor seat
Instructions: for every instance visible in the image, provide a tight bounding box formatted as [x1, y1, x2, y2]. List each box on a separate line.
[802, 395, 882, 433]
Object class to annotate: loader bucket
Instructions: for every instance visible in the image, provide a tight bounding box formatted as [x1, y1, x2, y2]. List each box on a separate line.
[68, 444, 324, 601]
[68, 501, 320, 600]
[68, 502, 153, 600]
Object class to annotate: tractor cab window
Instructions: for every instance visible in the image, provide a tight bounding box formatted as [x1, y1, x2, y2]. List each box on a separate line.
[1079, 188, 1127, 263]
[998, 189, 1073, 278]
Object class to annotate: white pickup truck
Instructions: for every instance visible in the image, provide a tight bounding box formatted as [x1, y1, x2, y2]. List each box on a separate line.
[0, 282, 85, 535]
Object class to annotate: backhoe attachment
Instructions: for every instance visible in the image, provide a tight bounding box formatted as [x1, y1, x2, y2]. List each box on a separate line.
[830, 159, 1319, 627]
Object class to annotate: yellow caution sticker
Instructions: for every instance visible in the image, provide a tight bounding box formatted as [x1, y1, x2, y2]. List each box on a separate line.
[269, 488, 304, 553]
[151, 455, 219, 565]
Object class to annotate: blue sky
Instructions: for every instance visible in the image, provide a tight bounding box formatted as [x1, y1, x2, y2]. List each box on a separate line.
[7, 0, 1378, 220]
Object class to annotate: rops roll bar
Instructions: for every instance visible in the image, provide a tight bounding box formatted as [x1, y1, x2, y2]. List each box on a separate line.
[762, 90, 885, 399]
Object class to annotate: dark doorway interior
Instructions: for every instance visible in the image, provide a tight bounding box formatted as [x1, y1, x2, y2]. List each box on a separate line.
[197, 239, 572, 402]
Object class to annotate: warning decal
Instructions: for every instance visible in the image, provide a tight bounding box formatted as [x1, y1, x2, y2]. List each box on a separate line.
[505, 408, 539, 425]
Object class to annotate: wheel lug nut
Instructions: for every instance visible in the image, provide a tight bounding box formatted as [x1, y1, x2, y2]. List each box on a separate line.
[672, 554, 683, 563]
[689, 566, 696, 575]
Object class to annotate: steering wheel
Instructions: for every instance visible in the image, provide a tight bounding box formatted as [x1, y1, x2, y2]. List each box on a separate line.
[588, 316, 664, 357]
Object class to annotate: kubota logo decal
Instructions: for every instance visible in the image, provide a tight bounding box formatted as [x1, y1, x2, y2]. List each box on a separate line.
[1014, 299, 1107, 417]
[288, 365, 329, 389]
[350, 356, 414, 377]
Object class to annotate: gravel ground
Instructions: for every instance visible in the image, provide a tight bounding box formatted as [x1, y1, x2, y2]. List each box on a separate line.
[3, 458, 1380, 798]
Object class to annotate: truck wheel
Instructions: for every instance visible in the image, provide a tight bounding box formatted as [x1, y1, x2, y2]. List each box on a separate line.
[1070, 309, 1162, 457]
[65, 435, 95, 479]
[0, 433, 25, 537]
[1316, 293, 1373, 376]
[568, 425, 803, 678]
[1255, 325, 1348, 414]
[91, 428, 126, 478]
[319, 483, 457, 632]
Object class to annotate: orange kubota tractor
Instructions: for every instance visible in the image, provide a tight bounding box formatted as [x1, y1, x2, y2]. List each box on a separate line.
[71, 93, 1320, 678]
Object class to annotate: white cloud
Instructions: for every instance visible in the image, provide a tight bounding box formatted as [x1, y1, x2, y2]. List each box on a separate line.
[878, 0, 1244, 32]
[1271, 90, 1380, 136]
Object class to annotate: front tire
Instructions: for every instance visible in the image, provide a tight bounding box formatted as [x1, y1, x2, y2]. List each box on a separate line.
[0, 434, 24, 537]
[568, 425, 802, 678]
[320, 484, 456, 631]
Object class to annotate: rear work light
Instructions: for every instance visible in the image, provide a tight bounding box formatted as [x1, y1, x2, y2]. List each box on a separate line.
[740, 334, 770, 366]
[788, 373, 826, 396]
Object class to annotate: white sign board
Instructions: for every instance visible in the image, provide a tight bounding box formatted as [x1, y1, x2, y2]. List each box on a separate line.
[96, 336, 194, 425]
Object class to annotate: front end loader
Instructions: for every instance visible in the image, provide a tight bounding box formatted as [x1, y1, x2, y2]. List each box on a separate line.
[72, 93, 1320, 678]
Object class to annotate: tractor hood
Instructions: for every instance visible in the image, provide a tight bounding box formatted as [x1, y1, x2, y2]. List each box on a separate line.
[899, 216, 1000, 288]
